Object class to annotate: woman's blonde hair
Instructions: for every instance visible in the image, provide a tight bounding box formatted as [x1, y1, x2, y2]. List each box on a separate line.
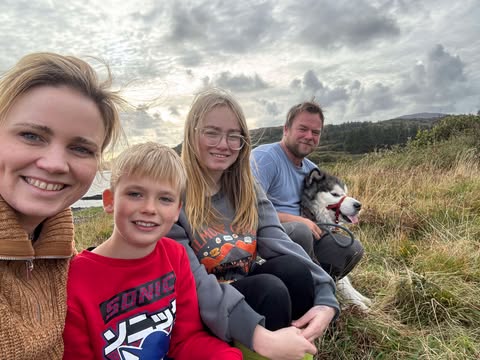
[0, 52, 124, 162]
[182, 88, 258, 234]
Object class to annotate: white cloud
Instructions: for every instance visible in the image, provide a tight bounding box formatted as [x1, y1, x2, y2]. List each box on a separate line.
[0, 0, 478, 142]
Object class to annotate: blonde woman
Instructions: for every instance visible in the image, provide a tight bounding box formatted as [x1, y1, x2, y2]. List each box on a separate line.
[167, 89, 339, 360]
[0, 52, 123, 359]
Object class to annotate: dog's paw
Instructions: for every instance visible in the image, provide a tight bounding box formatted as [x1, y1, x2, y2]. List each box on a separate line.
[336, 276, 371, 311]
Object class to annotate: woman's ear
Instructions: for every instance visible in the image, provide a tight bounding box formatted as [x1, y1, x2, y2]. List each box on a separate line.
[102, 189, 114, 213]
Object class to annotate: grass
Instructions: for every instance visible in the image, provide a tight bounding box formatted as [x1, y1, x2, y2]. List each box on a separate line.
[73, 207, 112, 251]
[319, 133, 480, 359]
[73, 122, 480, 359]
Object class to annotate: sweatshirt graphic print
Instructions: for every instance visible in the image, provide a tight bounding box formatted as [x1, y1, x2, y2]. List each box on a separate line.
[64, 238, 228, 360]
[99, 274, 175, 359]
[192, 218, 257, 282]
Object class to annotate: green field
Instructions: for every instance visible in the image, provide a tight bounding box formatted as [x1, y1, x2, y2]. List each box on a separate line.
[74, 115, 480, 359]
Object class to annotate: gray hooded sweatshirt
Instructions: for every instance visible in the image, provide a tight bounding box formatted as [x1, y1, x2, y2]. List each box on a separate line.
[166, 185, 339, 349]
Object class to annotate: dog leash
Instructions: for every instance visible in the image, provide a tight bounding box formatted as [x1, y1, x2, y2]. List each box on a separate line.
[316, 223, 355, 248]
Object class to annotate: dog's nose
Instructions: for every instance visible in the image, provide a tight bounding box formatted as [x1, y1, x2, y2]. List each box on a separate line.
[354, 202, 362, 210]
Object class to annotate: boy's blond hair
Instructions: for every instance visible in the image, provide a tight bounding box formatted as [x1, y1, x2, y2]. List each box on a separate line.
[110, 142, 186, 195]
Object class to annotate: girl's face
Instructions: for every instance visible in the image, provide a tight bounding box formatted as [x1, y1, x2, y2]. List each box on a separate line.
[196, 106, 242, 185]
[0, 85, 105, 232]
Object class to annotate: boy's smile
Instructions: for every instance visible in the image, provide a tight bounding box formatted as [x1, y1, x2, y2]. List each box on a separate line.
[102, 174, 181, 259]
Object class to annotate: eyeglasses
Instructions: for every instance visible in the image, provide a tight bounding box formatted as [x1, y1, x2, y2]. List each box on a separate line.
[196, 128, 246, 150]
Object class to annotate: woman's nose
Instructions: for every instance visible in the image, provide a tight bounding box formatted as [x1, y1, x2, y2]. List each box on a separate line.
[36, 146, 69, 174]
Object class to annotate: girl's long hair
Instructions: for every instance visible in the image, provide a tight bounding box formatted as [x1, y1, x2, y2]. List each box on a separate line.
[182, 88, 258, 234]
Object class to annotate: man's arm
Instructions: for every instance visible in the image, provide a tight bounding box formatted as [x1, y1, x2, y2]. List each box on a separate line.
[277, 212, 323, 240]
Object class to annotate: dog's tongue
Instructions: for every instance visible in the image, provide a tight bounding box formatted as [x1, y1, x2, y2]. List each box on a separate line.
[348, 215, 359, 224]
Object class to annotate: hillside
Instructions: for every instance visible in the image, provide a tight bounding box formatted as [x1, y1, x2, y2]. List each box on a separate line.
[394, 112, 447, 119]
[175, 115, 445, 161]
[250, 115, 443, 164]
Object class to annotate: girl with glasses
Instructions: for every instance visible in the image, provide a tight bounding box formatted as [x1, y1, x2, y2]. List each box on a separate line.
[167, 88, 339, 360]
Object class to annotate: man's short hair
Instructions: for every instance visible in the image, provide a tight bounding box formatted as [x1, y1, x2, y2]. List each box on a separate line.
[285, 100, 324, 128]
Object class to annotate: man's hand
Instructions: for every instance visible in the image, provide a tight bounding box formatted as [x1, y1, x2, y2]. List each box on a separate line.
[298, 217, 323, 240]
[252, 325, 317, 360]
[291, 305, 336, 343]
[278, 212, 324, 240]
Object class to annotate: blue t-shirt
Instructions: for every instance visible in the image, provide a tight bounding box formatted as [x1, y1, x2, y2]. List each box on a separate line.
[250, 142, 317, 216]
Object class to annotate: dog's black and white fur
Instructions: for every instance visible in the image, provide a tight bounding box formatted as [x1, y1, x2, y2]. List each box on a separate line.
[301, 168, 371, 311]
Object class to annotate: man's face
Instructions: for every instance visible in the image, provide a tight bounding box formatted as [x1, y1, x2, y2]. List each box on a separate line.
[283, 111, 323, 160]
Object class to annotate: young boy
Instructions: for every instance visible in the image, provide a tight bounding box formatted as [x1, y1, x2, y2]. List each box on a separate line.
[63, 142, 242, 360]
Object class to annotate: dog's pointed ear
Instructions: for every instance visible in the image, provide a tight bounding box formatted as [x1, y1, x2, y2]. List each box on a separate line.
[306, 168, 325, 186]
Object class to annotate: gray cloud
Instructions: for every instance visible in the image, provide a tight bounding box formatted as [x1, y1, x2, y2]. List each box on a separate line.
[210, 72, 269, 92]
[350, 82, 396, 116]
[427, 44, 466, 88]
[290, 79, 302, 89]
[303, 70, 324, 92]
[294, 70, 350, 106]
[166, 1, 282, 54]
[179, 50, 203, 67]
[120, 109, 183, 146]
[169, 106, 180, 116]
[397, 44, 471, 112]
[287, 0, 400, 49]
[258, 99, 282, 117]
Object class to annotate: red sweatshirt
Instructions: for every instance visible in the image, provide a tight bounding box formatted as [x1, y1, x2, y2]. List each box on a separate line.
[63, 238, 241, 360]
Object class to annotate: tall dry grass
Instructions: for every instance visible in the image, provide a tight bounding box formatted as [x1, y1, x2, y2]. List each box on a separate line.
[73, 118, 480, 359]
[320, 137, 480, 359]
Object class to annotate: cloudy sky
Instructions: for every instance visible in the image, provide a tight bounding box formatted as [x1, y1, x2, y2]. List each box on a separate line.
[1, 0, 479, 146]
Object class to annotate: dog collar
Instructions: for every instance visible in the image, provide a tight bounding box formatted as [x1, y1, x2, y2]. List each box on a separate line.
[326, 195, 347, 224]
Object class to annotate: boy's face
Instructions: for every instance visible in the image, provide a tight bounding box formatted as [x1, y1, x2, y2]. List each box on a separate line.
[103, 174, 181, 258]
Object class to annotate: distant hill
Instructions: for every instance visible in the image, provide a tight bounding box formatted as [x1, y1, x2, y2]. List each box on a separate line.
[250, 115, 444, 164]
[175, 114, 446, 163]
[393, 112, 448, 120]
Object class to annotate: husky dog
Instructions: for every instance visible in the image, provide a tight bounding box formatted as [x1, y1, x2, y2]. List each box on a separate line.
[301, 168, 371, 311]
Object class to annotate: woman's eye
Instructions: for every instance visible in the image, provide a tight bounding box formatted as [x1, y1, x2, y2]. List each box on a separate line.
[205, 130, 220, 137]
[20, 132, 42, 142]
[71, 146, 95, 156]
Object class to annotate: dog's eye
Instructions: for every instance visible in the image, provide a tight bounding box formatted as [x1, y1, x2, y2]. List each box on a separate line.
[331, 192, 340, 197]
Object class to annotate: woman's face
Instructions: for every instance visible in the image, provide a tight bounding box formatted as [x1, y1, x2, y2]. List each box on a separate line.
[196, 106, 242, 184]
[0, 85, 105, 232]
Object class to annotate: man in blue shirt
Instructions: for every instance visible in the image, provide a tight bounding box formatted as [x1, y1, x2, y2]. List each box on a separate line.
[250, 101, 363, 280]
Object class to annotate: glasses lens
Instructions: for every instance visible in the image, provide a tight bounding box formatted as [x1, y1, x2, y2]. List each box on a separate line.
[202, 129, 222, 146]
[199, 128, 245, 149]
[228, 135, 245, 150]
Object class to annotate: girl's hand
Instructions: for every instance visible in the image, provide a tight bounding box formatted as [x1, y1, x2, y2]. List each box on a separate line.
[252, 325, 316, 360]
[292, 305, 336, 343]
